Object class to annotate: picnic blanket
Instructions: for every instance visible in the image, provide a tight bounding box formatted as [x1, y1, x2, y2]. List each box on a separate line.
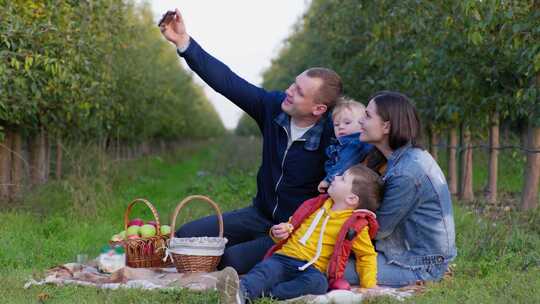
[24, 262, 217, 291]
[24, 261, 425, 303]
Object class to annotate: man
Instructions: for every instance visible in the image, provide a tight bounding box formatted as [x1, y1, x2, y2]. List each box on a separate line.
[160, 9, 342, 274]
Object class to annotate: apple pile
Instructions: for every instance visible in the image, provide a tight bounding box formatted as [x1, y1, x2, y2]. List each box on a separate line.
[110, 218, 172, 242]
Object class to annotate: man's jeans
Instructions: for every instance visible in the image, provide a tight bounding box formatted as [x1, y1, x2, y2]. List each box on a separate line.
[175, 206, 275, 274]
[240, 254, 328, 300]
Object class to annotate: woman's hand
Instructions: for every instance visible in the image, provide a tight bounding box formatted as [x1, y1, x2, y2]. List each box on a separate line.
[318, 180, 330, 193]
[159, 8, 190, 49]
[271, 223, 293, 240]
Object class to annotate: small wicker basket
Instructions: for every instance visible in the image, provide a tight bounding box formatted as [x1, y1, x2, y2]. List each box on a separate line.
[167, 195, 228, 273]
[123, 198, 172, 268]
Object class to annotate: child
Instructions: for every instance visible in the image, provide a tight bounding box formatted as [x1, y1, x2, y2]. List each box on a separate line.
[318, 97, 373, 193]
[216, 164, 383, 303]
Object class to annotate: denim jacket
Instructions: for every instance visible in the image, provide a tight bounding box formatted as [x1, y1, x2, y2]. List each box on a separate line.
[375, 144, 457, 279]
[324, 132, 373, 182]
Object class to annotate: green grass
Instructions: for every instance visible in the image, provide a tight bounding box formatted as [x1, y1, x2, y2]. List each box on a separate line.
[1, 136, 539, 303]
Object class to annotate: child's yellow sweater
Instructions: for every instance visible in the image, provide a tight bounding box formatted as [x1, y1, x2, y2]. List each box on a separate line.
[273, 198, 377, 288]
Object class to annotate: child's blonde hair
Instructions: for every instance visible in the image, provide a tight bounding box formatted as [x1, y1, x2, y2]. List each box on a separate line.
[331, 96, 366, 120]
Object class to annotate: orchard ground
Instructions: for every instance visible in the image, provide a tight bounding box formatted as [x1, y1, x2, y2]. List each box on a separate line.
[1, 136, 539, 303]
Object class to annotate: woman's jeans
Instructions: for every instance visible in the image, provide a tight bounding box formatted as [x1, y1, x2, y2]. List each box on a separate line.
[240, 254, 328, 300]
[175, 206, 275, 274]
[344, 253, 448, 287]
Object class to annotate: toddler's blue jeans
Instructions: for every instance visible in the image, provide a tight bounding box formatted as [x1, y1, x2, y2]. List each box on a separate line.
[241, 254, 328, 300]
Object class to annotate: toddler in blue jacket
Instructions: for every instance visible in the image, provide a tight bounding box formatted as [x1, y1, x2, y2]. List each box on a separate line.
[318, 97, 373, 193]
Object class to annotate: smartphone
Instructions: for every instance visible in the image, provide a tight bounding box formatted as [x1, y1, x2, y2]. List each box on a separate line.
[158, 11, 176, 27]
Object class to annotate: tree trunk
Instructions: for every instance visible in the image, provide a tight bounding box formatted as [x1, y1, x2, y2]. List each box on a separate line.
[160, 139, 166, 153]
[124, 145, 130, 159]
[142, 141, 150, 156]
[44, 133, 50, 182]
[29, 129, 47, 186]
[459, 127, 474, 201]
[429, 129, 439, 162]
[0, 130, 13, 200]
[101, 136, 107, 153]
[123, 144, 129, 160]
[520, 119, 529, 148]
[55, 138, 63, 179]
[11, 131, 23, 199]
[521, 124, 540, 210]
[520, 67, 540, 210]
[118, 144, 123, 160]
[486, 114, 499, 203]
[116, 134, 120, 160]
[448, 127, 458, 195]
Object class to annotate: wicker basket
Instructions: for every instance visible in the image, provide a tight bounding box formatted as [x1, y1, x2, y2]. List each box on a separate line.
[168, 195, 228, 273]
[123, 198, 173, 268]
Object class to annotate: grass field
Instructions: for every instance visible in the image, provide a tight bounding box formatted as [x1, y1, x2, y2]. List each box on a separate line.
[1, 136, 538, 303]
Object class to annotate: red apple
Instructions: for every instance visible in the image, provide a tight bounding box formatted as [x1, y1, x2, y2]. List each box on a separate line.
[128, 218, 144, 226]
[147, 221, 158, 228]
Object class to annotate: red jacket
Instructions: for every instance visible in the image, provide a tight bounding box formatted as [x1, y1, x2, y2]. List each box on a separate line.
[265, 194, 379, 290]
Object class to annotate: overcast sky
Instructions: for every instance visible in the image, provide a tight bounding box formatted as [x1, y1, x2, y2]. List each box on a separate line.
[149, 1, 309, 129]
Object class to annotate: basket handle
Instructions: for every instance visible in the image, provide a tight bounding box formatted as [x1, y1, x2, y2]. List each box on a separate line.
[124, 198, 162, 235]
[169, 195, 224, 239]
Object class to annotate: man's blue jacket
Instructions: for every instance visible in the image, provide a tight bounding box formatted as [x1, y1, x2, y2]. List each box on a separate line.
[178, 38, 336, 223]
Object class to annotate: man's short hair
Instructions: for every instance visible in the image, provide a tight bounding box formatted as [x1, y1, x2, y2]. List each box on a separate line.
[305, 67, 343, 109]
[331, 96, 366, 120]
[348, 164, 383, 212]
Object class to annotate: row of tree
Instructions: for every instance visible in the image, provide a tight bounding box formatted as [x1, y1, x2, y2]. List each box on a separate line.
[0, 0, 224, 200]
[237, 0, 539, 209]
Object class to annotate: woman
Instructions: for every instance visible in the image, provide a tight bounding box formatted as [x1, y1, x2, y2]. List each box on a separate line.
[345, 91, 456, 287]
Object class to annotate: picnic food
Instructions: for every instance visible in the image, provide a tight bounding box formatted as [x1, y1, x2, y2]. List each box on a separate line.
[128, 218, 144, 227]
[160, 225, 171, 235]
[98, 245, 125, 273]
[111, 221, 171, 240]
[122, 198, 172, 268]
[110, 234, 123, 242]
[287, 223, 294, 233]
[127, 225, 140, 236]
[140, 224, 157, 238]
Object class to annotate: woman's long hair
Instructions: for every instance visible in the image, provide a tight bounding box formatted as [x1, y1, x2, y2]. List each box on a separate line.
[369, 91, 423, 150]
[364, 147, 387, 176]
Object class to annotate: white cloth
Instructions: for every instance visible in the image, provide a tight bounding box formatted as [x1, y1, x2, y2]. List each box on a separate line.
[176, 39, 191, 53]
[164, 237, 228, 261]
[290, 121, 314, 144]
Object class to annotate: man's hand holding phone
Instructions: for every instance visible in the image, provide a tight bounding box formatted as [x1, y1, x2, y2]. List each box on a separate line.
[158, 8, 190, 49]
